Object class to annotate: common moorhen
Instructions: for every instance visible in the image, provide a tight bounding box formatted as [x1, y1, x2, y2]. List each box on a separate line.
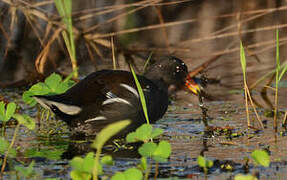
[34, 56, 200, 137]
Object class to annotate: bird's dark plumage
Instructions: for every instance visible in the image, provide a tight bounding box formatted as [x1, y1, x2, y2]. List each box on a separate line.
[34, 56, 198, 137]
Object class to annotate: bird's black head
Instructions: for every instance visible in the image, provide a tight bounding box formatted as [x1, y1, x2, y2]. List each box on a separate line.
[144, 56, 188, 87]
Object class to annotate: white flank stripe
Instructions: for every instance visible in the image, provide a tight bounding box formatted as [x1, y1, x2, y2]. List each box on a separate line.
[50, 101, 82, 115]
[34, 97, 82, 115]
[85, 116, 107, 123]
[102, 97, 131, 106]
[120, 83, 139, 97]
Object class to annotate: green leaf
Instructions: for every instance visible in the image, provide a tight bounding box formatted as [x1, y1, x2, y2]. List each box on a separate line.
[70, 170, 91, 180]
[24, 148, 64, 160]
[130, 64, 149, 124]
[101, 155, 114, 166]
[0, 101, 6, 121]
[150, 128, 164, 139]
[251, 149, 270, 167]
[29, 82, 51, 95]
[111, 172, 125, 180]
[44, 73, 62, 92]
[111, 168, 143, 180]
[70, 157, 84, 171]
[153, 140, 171, 162]
[92, 120, 131, 150]
[83, 152, 95, 173]
[139, 157, 147, 171]
[0, 137, 9, 154]
[197, 155, 206, 168]
[15, 161, 35, 178]
[13, 114, 35, 130]
[5, 102, 16, 121]
[0, 137, 16, 158]
[234, 174, 258, 180]
[240, 41, 246, 77]
[138, 142, 157, 157]
[126, 124, 160, 143]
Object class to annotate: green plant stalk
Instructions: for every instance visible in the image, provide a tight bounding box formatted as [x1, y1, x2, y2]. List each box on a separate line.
[54, 0, 78, 78]
[1, 124, 20, 173]
[93, 146, 101, 180]
[1, 122, 6, 137]
[130, 64, 150, 124]
[154, 162, 159, 180]
[144, 163, 151, 180]
[274, 29, 280, 131]
[240, 42, 250, 128]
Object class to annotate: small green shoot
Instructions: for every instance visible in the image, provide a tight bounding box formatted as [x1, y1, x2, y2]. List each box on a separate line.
[15, 161, 35, 179]
[239, 42, 263, 129]
[234, 174, 258, 180]
[129, 64, 150, 124]
[274, 29, 280, 130]
[0, 101, 16, 136]
[91, 120, 131, 180]
[142, 52, 153, 74]
[23, 73, 75, 106]
[197, 155, 213, 174]
[126, 124, 163, 143]
[0, 101, 16, 122]
[251, 149, 270, 167]
[54, 0, 78, 78]
[101, 155, 114, 166]
[111, 168, 143, 180]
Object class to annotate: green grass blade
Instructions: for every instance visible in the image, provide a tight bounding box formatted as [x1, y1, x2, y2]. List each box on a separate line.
[142, 52, 153, 74]
[54, 0, 78, 78]
[130, 64, 150, 124]
[240, 41, 247, 81]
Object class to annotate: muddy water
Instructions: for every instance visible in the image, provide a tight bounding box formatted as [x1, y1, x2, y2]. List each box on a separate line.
[2, 85, 287, 179]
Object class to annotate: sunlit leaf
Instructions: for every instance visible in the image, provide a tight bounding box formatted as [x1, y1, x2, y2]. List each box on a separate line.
[153, 140, 171, 161]
[234, 174, 258, 180]
[111, 168, 143, 180]
[0, 101, 6, 121]
[251, 149, 270, 167]
[0, 137, 9, 154]
[138, 142, 157, 157]
[150, 128, 163, 139]
[70, 170, 91, 180]
[5, 102, 16, 121]
[126, 124, 162, 143]
[101, 155, 114, 166]
[83, 152, 96, 173]
[13, 114, 35, 130]
[45, 73, 62, 92]
[70, 157, 84, 171]
[15, 161, 35, 178]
